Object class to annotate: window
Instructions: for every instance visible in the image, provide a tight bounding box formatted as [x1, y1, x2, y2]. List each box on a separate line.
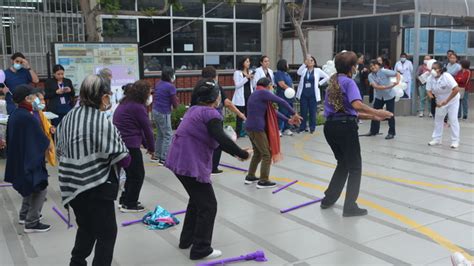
[118, 0, 135, 11]
[144, 55, 171, 72]
[175, 56, 203, 70]
[102, 18, 137, 42]
[207, 22, 233, 52]
[236, 23, 261, 52]
[469, 32, 474, 48]
[173, 20, 203, 53]
[173, 0, 203, 17]
[435, 17, 452, 28]
[341, 0, 373, 17]
[205, 55, 234, 70]
[206, 1, 233, 19]
[236, 55, 261, 69]
[375, 0, 414, 13]
[311, 0, 339, 19]
[139, 19, 171, 53]
[236, 4, 261, 20]
[137, 0, 169, 15]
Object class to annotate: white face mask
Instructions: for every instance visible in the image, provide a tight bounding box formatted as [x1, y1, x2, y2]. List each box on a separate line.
[146, 95, 153, 106]
[400, 58, 407, 63]
[431, 69, 439, 77]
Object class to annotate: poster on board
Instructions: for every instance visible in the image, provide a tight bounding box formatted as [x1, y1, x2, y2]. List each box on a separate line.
[52, 42, 142, 97]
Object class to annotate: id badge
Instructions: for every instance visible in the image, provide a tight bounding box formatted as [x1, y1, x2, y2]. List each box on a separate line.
[60, 97, 66, 104]
[305, 82, 311, 89]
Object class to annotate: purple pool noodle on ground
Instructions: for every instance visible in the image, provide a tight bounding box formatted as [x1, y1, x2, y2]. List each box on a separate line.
[219, 163, 247, 172]
[280, 198, 322, 213]
[272, 180, 298, 194]
[0, 183, 12, 187]
[52, 206, 73, 228]
[170, 210, 186, 215]
[196, 250, 267, 266]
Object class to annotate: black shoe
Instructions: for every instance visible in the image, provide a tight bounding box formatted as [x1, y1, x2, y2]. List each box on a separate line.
[179, 243, 192, 249]
[244, 175, 259, 184]
[310, 130, 315, 134]
[359, 132, 377, 137]
[320, 199, 334, 209]
[120, 204, 145, 213]
[24, 222, 51, 233]
[256, 180, 277, 189]
[211, 169, 223, 175]
[342, 207, 368, 217]
[385, 134, 395, 140]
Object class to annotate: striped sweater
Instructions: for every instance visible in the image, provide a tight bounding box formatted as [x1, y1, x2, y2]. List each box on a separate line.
[55, 106, 129, 205]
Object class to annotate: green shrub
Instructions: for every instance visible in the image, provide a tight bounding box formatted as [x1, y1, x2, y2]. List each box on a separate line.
[171, 104, 188, 129]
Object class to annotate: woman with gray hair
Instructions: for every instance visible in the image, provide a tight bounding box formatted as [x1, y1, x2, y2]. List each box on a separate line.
[56, 74, 130, 266]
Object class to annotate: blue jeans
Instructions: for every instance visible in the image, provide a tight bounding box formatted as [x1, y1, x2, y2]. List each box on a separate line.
[418, 84, 429, 113]
[299, 95, 317, 132]
[152, 110, 172, 161]
[458, 91, 469, 118]
[276, 90, 294, 131]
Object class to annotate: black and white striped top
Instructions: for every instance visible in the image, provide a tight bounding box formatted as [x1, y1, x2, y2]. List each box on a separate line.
[56, 106, 128, 205]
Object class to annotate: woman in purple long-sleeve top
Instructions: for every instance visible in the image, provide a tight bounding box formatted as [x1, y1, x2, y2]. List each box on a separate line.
[113, 80, 155, 213]
[244, 78, 301, 189]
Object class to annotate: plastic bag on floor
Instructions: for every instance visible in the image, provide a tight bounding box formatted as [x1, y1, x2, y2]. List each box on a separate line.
[142, 205, 180, 230]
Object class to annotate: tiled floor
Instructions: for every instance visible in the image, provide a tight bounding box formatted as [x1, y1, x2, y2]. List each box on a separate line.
[0, 114, 473, 265]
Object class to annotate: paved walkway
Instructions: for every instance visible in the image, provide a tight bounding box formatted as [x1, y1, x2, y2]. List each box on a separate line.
[0, 115, 473, 265]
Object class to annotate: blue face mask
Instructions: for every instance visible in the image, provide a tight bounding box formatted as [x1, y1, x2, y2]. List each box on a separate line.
[32, 97, 45, 111]
[13, 63, 22, 70]
[400, 58, 406, 63]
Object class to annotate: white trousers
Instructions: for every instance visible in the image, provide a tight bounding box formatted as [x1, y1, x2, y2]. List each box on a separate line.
[432, 99, 460, 143]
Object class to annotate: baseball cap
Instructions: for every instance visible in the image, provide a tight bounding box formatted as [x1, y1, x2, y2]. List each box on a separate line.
[12, 84, 40, 104]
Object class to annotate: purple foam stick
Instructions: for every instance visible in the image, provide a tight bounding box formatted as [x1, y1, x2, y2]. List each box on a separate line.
[52, 206, 73, 228]
[196, 250, 267, 266]
[0, 183, 12, 187]
[121, 209, 187, 227]
[272, 180, 298, 194]
[219, 163, 247, 172]
[280, 198, 322, 214]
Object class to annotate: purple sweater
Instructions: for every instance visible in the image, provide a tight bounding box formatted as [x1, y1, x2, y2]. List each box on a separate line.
[113, 101, 155, 152]
[245, 90, 295, 132]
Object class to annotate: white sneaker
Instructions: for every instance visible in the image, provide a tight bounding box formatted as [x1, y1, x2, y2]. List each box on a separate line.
[451, 252, 472, 266]
[283, 129, 293, 136]
[418, 112, 424, 117]
[279, 131, 282, 137]
[429, 113, 433, 117]
[450, 142, 459, 149]
[428, 140, 441, 146]
[203, 249, 222, 260]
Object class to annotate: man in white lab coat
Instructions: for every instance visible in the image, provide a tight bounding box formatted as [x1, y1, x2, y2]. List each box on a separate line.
[394, 53, 413, 99]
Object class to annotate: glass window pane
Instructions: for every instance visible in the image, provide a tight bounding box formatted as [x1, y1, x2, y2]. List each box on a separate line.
[144, 55, 171, 72]
[435, 17, 451, 27]
[311, 0, 339, 19]
[206, 1, 233, 19]
[205, 55, 234, 70]
[173, 20, 203, 53]
[341, 0, 373, 17]
[119, 0, 135, 11]
[102, 18, 137, 42]
[137, 0, 169, 15]
[375, 0, 414, 13]
[468, 32, 474, 48]
[175, 56, 204, 71]
[207, 22, 233, 52]
[403, 14, 414, 28]
[236, 55, 261, 70]
[236, 23, 261, 52]
[235, 4, 262, 20]
[173, 0, 202, 17]
[139, 19, 171, 53]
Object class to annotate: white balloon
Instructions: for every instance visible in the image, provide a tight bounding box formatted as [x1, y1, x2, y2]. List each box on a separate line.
[284, 88, 296, 99]
[0, 70, 5, 83]
[426, 59, 437, 70]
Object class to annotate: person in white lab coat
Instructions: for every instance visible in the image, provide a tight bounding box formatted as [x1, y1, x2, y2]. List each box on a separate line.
[394, 53, 413, 99]
[296, 55, 329, 133]
[232, 57, 254, 137]
[426, 62, 461, 148]
[252, 56, 274, 89]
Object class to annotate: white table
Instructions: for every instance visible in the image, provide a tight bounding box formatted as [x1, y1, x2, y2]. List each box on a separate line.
[0, 111, 59, 125]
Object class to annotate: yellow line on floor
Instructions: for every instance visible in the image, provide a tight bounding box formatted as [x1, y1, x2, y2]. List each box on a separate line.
[294, 134, 474, 193]
[268, 175, 472, 261]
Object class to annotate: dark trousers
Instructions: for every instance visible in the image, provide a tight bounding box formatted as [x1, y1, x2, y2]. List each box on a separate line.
[370, 97, 396, 135]
[323, 119, 362, 210]
[212, 147, 222, 171]
[235, 106, 247, 137]
[120, 148, 144, 207]
[69, 197, 117, 266]
[431, 97, 437, 117]
[176, 174, 217, 260]
[299, 95, 317, 132]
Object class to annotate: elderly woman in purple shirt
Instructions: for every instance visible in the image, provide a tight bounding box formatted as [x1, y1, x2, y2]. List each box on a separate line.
[321, 51, 393, 217]
[165, 80, 251, 261]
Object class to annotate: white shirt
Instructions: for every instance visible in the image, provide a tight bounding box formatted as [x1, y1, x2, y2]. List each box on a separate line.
[252, 67, 274, 89]
[426, 72, 459, 102]
[394, 60, 413, 83]
[296, 64, 329, 101]
[232, 70, 253, 106]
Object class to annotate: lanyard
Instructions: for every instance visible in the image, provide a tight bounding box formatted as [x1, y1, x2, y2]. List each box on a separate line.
[306, 70, 313, 81]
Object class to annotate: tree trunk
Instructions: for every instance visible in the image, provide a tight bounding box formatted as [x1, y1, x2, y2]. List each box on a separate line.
[286, 2, 309, 59]
[79, 0, 100, 41]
